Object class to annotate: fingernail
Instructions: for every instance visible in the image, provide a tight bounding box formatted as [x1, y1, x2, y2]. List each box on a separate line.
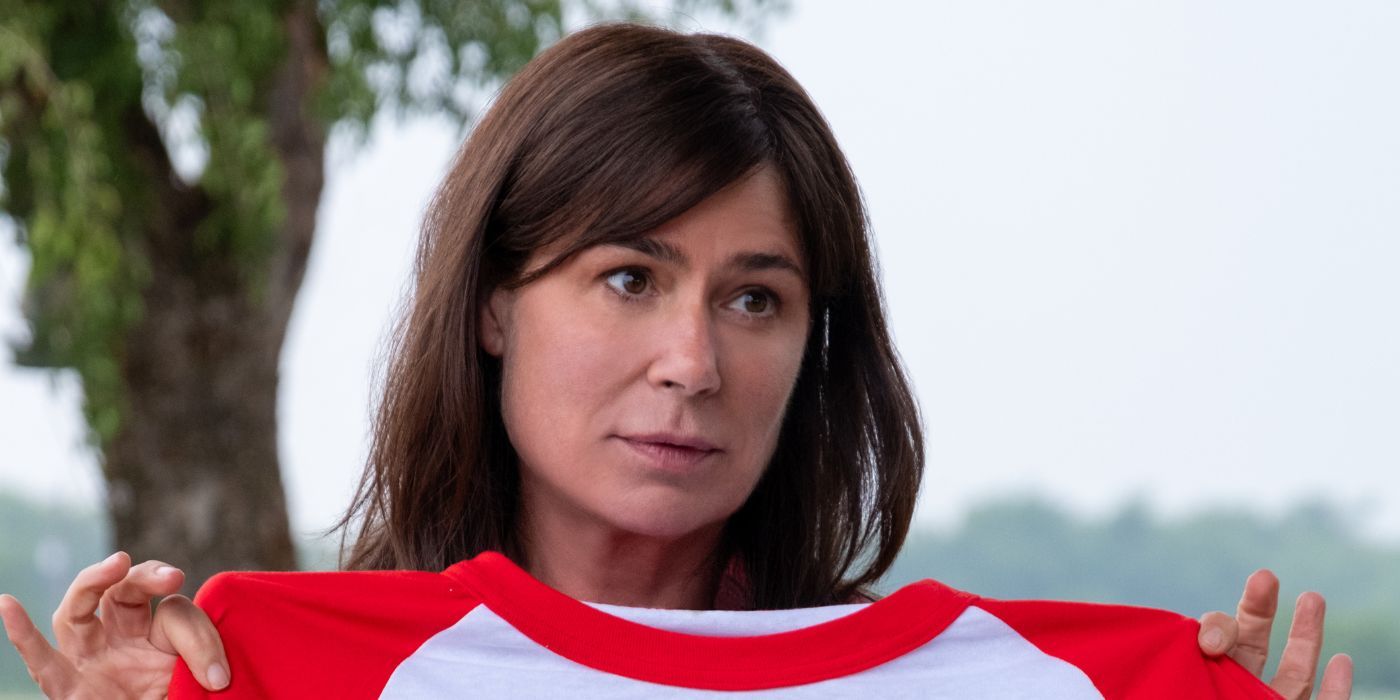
[1203, 628, 1224, 651]
[156, 566, 178, 578]
[207, 663, 230, 689]
[103, 552, 122, 565]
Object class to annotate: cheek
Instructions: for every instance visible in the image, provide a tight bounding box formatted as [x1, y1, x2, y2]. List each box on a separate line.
[720, 330, 809, 465]
[498, 296, 634, 466]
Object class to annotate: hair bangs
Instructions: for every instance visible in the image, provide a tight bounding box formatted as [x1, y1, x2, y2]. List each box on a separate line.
[488, 30, 776, 287]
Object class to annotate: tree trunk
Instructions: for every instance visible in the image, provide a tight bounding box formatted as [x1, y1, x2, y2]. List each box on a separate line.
[103, 2, 327, 590]
[105, 271, 300, 586]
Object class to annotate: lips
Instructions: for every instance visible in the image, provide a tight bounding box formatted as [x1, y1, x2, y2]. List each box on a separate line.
[616, 433, 721, 473]
[621, 433, 721, 452]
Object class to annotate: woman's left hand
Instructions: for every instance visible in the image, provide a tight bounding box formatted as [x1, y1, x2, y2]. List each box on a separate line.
[1197, 569, 1353, 700]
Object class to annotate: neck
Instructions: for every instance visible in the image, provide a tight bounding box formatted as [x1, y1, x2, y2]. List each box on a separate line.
[516, 503, 726, 610]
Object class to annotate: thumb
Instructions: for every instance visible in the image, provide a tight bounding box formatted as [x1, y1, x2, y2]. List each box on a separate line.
[149, 594, 231, 691]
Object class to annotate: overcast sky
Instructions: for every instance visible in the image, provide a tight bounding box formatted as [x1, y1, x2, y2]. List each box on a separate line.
[2, 0, 1397, 544]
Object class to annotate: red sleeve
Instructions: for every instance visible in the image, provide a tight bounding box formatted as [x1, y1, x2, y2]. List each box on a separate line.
[976, 598, 1283, 700]
[168, 569, 481, 699]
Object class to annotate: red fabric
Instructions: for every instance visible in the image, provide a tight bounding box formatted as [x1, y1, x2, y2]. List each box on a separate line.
[977, 597, 1285, 700]
[445, 551, 971, 691]
[168, 551, 1283, 698]
[168, 569, 479, 698]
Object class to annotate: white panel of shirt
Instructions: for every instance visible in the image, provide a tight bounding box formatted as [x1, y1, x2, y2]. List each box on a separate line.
[379, 602, 1102, 698]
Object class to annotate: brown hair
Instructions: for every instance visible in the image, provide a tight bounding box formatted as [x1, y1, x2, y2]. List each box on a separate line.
[339, 22, 923, 609]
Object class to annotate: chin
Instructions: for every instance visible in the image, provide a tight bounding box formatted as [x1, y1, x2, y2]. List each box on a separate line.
[599, 492, 737, 541]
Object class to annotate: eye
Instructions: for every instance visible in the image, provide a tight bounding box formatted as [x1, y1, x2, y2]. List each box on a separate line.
[605, 268, 652, 297]
[728, 289, 777, 317]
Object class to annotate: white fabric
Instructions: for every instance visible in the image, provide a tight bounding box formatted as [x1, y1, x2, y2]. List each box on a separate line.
[380, 604, 1101, 698]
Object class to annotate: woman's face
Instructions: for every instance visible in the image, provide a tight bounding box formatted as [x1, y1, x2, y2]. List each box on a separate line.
[482, 165, 811, 541]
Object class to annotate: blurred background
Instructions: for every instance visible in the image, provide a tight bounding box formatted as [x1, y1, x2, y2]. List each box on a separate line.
[2, 0, 1397, 695]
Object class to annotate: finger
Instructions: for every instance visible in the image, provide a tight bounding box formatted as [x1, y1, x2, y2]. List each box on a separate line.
[149, 594, 231, 691]
[0, 594, 79, 698]
[99, 560, 185, 640]
[52, 551, 131, 654]
[1230, 568, 1280, 676]
[1317, 654, 1353, 700]
[1270, 592, 1326, 700]
[1197, 611, 1237, 657]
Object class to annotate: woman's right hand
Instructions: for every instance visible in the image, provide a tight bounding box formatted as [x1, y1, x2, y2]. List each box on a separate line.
[0, 551, 230, 698]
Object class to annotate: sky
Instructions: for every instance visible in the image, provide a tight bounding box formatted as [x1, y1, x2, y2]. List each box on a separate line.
[1, 0, 1397, 544]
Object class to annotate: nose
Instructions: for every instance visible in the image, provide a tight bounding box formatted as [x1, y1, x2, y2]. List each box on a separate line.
[646, 302, 721, 397]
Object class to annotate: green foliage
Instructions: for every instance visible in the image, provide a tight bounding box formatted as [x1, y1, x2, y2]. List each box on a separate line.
[320, 0, 566, 134]
[0, 10, 148, 444]
[882, 496, 1400, 693]
[158, 2, 289, 270]
[1, 0, 780, 449]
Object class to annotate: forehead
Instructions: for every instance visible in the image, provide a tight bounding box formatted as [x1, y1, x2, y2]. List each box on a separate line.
[640, 165, 802, 265]
[525, 165, 806, 278]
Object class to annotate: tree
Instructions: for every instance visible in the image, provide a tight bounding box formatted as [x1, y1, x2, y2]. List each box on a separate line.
[0, 0, 779, 588]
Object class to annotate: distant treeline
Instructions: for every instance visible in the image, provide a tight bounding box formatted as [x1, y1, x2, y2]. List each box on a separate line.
[2, 491, 1398, 693]
[881, 496, 1400, 691]
[0, 492, 110, 693]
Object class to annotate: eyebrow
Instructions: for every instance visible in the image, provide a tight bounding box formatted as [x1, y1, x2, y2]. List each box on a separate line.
[613, 237, 805, 278]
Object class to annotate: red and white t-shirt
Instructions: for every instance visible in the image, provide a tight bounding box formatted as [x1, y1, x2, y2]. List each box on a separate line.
[168, 551, 1279, 698]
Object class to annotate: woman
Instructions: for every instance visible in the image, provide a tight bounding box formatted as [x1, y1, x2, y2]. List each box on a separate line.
[0, 22, 1350, 698]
